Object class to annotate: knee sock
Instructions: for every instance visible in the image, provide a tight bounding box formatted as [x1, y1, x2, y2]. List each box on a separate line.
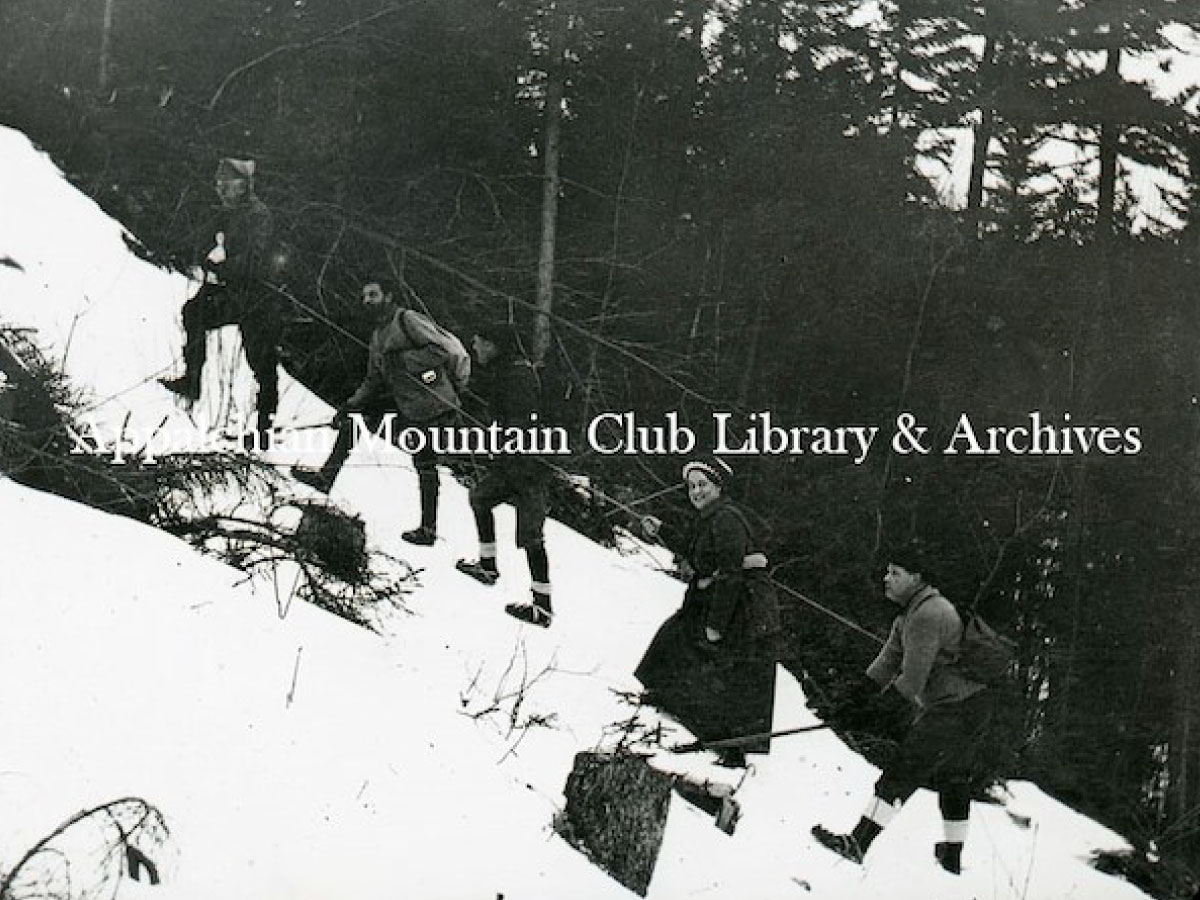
[937, 785, 970, 873]
[850, 794, 901, 851]
[526, 545, 551, 607]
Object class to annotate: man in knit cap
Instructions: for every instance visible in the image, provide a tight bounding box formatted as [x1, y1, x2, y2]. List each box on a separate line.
[161, 157, 289, 447]
[455, 321, 554, 627]
[811, 542, 996, 875]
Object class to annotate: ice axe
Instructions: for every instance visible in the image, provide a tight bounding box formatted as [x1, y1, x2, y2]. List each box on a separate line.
[667, 722, 832, 754]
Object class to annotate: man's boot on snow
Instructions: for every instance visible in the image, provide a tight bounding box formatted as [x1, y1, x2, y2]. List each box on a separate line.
[457, 545, 499, 584]
[505, 586, 552, 628]
[812, 794, 898, 864]
[160, 374, 200, 401]
[811, 819, 879, 864]
[934, 841, 963, 875]
[291, 466, 334, 493]
[402, 525, 437, 546]
[403, 471, 440, 545]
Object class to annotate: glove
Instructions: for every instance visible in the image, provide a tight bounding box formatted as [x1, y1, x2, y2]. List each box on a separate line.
[640, 515, 662, 540]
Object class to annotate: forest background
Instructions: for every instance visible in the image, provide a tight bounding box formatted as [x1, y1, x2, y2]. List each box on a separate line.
[3, 0, 1200, 891]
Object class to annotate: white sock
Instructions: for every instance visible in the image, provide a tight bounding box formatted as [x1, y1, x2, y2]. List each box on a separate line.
[943, 819, 969, 844]
[864, 795, 900, 828]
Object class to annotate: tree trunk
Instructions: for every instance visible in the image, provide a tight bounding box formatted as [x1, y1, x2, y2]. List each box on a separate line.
[1168, 599, 1200, 825]
[1096, 32, 1121, 242]
[967, 35, 997, 228]
[98, 0, 116, 92]
[533, 2, 566, 366]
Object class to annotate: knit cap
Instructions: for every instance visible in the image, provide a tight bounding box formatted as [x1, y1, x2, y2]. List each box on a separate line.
[681, 456, 734, 489]
[215, 157, 255, 181]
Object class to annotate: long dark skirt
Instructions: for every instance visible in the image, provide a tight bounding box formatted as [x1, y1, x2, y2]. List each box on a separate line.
[634, 588, 777, 753]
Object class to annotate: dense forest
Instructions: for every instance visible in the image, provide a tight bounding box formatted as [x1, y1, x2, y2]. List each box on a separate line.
[3, 0, 1200, 891]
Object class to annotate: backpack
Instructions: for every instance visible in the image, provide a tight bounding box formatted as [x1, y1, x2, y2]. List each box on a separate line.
[399, 309, 472, 394]
[956, 610, 1017, 686]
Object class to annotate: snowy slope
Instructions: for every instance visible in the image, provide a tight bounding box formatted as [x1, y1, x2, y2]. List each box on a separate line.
[0, 124, 1153, 900]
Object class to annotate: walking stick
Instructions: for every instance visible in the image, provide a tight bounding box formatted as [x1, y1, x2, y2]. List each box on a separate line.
[668, 723, 832, 754]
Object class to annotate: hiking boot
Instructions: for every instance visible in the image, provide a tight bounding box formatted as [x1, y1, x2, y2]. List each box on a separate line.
[291, 466, 333, 493]
[811, 825, 865, 864]
[934, 841, 962, 875]
[505, 599, 553, 628]
[401, 526, 437, 546]
[715, 748, 747, 769]
[159, 375, 199, 401]
[456, 559, 499, 585]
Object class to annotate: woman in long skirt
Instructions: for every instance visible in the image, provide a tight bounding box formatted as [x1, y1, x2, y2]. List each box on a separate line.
[635, 457, 780, 767]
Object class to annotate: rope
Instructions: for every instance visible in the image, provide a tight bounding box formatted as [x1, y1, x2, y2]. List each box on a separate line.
[770, 578, 884, 646]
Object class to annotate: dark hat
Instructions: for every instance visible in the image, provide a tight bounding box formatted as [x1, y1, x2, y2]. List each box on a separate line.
[682, 456, 734, 489]
[886, 538, 936, 582]
[216, 157, 255, 181]
[474, 320, 525, 359]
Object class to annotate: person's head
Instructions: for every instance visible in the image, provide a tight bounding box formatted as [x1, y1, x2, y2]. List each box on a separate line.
[471, 321, 522, 366]
[883, 541, 934, 606]
[681, 457, 732, 512]
[361, 278, 400, 324]
[214, 157, 255, 207]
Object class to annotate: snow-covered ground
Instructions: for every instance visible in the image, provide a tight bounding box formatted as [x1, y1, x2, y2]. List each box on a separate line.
[0, 124, 1153, 899]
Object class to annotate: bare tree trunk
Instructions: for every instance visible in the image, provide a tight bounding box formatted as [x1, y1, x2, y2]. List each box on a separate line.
[98, 0, 116, 92]
[1096, 33, 1121, 242]
[533, 2, 566, 365]
[967, 35, 997, 228]
[1168, 599, 1199, 824]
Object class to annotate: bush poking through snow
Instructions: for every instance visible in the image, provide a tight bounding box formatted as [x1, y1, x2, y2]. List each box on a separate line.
[166, 500, 414, 632]
[0, 325, 414, 631]
[0, 797, 171, 900]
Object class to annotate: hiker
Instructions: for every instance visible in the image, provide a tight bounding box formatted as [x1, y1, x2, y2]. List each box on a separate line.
[291, 278, 468, 545]
[634, 457, 780, 768]
[455, 322, 554, 627]
[161, 158, 289, 445]
[811, 545, 997, 875]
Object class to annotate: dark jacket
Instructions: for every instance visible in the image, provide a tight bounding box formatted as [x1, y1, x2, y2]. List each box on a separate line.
[474, 351, 546, 478]
[681, 497, 779, 640]
[217, 195, 285, 292]
[475, 355, 540, 429]
[867, 584, 986, 709]
[347, 308, 460, 423]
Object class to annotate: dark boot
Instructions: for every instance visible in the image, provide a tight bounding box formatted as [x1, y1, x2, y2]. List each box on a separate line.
[456, 558, 499, 585]
[160, 374, 199, 401]
[402, 525, 437, 546]
[934, 842, 963, 875]
[505, 590, 553, 628]
[811, 817, 882, 864]
[291, 466, 334, 493]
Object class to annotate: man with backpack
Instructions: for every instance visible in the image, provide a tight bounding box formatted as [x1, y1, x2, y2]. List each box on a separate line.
[291, 278, 470, 546]
[455, 321, 554, 627]
[811, 543, 999, 876]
